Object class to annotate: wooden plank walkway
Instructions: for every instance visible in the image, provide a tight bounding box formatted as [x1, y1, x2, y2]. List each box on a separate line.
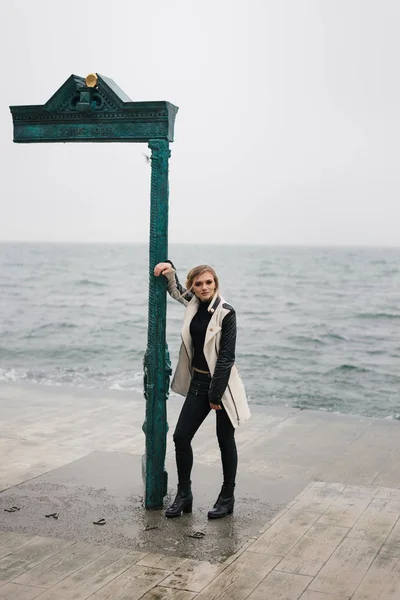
[1, 481, 400, 599]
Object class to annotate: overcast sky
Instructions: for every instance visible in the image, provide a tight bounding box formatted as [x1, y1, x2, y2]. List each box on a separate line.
[0, 0, 397, 245]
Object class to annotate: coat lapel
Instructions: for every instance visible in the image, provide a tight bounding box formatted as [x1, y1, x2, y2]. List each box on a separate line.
[204, 313, 221, 347]
[204, 294, 223, 347]
[181, 296, 198, 357]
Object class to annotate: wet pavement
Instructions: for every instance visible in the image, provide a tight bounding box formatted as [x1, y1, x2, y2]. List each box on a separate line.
[0, 450, 300, 563]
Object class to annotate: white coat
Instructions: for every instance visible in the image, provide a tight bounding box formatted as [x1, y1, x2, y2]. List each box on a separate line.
[165, 270, 251, 428]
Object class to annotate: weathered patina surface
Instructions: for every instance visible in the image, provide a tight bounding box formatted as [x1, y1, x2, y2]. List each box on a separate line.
[10, 73, 178, 143]
[9, 74, 178, 508]
[142, 138, 172, 507]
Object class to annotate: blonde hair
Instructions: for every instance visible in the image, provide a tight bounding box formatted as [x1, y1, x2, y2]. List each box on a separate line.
[186, 265, 219, 295]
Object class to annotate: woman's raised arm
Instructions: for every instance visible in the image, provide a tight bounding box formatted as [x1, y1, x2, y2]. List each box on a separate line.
[154, 261, 193, 306]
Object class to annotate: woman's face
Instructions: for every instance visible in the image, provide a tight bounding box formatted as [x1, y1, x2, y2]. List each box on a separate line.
[193, 271, 216, 302]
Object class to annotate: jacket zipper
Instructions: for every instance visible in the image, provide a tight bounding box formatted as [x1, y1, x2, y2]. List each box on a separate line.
[215, 340, 240, 424]
[227, 383, 240, 425]
[181, 335, 193, 376]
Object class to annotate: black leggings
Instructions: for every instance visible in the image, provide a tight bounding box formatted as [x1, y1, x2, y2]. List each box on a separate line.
[173, 371, 237, 488]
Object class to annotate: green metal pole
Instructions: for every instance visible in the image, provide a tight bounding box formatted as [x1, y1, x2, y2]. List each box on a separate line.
[142, 138, 172, 509]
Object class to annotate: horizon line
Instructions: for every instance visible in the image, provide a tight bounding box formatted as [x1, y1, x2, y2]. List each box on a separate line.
[0, 240, 399, 249]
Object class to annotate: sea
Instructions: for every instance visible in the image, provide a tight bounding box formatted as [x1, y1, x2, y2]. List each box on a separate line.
[1, 242, 399, 419]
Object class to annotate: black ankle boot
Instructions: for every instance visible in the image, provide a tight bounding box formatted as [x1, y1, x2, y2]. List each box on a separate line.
[165, 484, 193, 518]
[208, 485, 235, 519]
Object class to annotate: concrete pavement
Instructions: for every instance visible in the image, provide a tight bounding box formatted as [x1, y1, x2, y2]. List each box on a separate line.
[0, 382, 399, 598]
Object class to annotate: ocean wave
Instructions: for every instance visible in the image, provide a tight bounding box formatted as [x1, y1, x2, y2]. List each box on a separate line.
[241, 310, 272, 317]
[289, 336, 325, 345]
[330, 364, 370, 373]
[74, 279, 107, 287]
[238, 352, 273, 362]
[357, 312, 400, 320]
[321, 333, 348, 342]
[0, 368, 23, 382]
[23, 322, 78, 337]
[0, 366, 145, 393]
[4, 262, 25, 267]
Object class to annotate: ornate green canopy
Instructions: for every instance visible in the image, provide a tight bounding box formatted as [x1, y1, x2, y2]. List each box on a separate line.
[10, 73, 178, 143]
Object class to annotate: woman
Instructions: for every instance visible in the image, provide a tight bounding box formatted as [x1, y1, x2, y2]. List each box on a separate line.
[154, 260, 251, 519]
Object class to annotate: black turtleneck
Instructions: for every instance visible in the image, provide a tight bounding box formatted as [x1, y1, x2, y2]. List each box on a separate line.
[190, 300, 212, 371]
